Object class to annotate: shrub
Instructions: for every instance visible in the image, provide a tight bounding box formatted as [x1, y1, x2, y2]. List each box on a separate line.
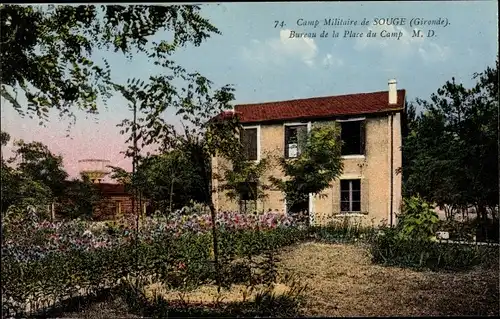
[396, 195, 440, 242]
[369, 225, 498, 271]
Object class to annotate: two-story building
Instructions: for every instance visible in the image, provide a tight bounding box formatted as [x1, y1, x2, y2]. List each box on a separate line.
[211, 80, 405, 227]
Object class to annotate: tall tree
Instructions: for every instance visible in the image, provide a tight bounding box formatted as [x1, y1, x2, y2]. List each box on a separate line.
[8, 140, 69, 201]
[1, 133, 55, 215]
[1, 4, 221, 124]
[402, 59, 499, 227]
[124, 147, 210, 215]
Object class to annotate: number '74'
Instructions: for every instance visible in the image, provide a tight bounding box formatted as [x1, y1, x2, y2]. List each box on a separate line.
[274, 21, 285, 28]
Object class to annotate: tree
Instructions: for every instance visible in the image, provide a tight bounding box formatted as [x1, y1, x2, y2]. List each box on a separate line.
[402, 59, 499, 236]
[1, 132, 54, 215]
[8, 140, 68, 201]
[2, 3, 240, 293]
[1, 4, 221, 124]
[215, 157, 271, 214]
[57, 176, 103, 220]
[269, 122, 344, 221]
[125, 146, 210, 215]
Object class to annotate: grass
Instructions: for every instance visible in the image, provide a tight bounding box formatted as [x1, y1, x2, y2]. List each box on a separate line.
[33, 241, 499, 318]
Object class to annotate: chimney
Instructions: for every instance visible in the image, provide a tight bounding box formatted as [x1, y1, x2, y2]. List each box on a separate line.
[388, 79, 397, 105]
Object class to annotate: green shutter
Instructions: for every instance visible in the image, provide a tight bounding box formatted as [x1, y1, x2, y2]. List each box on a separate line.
[360, 120, 366, 155]
[361, 178, 369, 214]
[332, 180, 340, 215]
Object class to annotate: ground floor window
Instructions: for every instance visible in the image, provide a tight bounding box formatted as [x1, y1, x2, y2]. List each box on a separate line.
[285, 195, 310, 224]
[239, 182, 258, 213]
[340, 179, 361, 212]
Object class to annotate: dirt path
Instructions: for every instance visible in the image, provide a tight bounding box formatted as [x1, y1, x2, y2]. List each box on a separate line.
[277, 241, 499, 317]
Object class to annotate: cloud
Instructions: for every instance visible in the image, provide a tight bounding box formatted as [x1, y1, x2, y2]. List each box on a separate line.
[354, 24, 450, 64]
[322, 53, 344, 68]
[418, 42, 451, 63]
[241, 29, 318, 67]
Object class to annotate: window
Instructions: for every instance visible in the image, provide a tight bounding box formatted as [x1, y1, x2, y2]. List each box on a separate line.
[340, 179, 361, 212]
[286, 200, 309, 215]
[241, 127, 258, 161]
[285, 196, 309, 224]
[285, 125, 308, 158]
[340, 120, 365, 155]
[239, 182, 257, 213]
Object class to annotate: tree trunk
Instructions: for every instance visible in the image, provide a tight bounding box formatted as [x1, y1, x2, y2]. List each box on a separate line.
[169, 175, 175, 215]
[208, 201, 221, 293]
[476, 203, 488, 241]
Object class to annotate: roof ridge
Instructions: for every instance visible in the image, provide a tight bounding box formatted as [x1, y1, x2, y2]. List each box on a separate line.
[235, 89, 406, 107]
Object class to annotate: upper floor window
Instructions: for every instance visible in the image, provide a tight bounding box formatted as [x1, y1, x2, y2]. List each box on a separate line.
[284, 124, 308, 158]
[241, 127, 258, 161]
[340, 120, 365, 156]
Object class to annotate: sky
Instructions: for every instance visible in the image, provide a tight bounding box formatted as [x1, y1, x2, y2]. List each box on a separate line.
[1, 1, 498, 180]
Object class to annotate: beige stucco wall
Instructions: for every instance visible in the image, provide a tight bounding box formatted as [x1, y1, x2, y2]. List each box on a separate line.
[211, 113, 403, 227]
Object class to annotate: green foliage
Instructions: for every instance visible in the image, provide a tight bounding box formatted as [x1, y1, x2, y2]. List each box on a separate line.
[113, 274, 304, 318]
[401, 59, 499, 221]
[438, 217, 500, 242]
[369, 226, 498, 271]
[57, 178, 102, 220]
[311, 217, 375, 243]
[1, 134, 96, 218]
[1, 166, 54, 217]
[1, 4, 221, 123]
[396, 196, 440, 242]
[8, 139, 68, 200]
[0, 131, 9, 146]
[1, 226, 312, 316]
[117, 146, 210, 215]
[270, 122, 344, 212]
[4, 216, 497, 316]
[216, 156, 272, 210]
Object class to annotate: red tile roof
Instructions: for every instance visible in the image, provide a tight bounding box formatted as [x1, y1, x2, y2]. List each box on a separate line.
[226, 89, 405, 124]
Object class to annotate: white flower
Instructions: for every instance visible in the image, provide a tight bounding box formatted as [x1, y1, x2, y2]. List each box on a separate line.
[83, 230, 93, 237]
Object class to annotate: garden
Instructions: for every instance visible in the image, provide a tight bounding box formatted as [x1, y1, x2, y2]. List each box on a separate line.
[1, 4, 498, 318]
[2, 197, 498, 318]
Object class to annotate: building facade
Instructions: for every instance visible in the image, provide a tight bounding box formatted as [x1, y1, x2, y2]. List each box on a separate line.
[212, 80, 405, 227]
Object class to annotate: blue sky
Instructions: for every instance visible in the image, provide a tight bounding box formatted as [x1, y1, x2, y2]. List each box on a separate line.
[1, 1, 498, 177]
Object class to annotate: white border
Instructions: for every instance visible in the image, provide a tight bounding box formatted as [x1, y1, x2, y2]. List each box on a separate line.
[339, 177, 363, 214]
[336, 117, 366, 122]
[336, 117, 366, 158]
[242, 125, 261, 162]
[341, 154, 365, 159]
[387, 115, 392, 224]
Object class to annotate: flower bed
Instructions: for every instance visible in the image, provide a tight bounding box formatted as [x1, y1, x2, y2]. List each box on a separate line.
[1, 206, 384, 317]
[1, 209, 301, 263]
[1, 208, 313, 316]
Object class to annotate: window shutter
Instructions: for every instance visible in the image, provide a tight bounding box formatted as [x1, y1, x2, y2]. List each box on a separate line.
[240, 129, 247, 158]
[297, 125, 308, 155]
[332, 181, 340, 215]
[284, 126, 291, 158]
[248, 129, 257, 160]
[361, 178, 369, 214]
[241, 128, 257, 160]
[360, 120, 366, 155]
